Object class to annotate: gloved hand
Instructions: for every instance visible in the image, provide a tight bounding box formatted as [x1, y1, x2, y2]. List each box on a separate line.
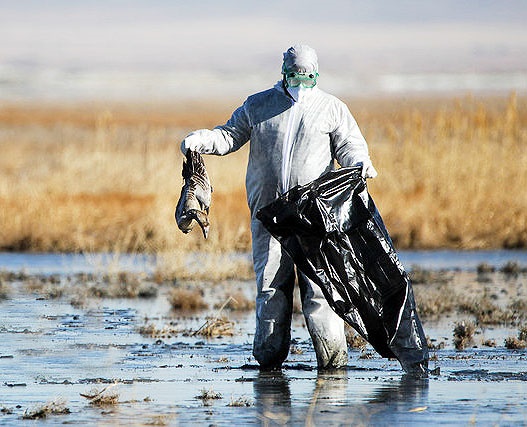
[355, 159, 378, 179]
[180, 131, 205, 155]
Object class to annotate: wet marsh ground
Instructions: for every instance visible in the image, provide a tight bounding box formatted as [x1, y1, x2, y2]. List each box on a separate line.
[1, 262, 527, 426]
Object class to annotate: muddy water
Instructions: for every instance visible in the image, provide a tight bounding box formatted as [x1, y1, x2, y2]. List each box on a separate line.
[1, 253, 527, 426]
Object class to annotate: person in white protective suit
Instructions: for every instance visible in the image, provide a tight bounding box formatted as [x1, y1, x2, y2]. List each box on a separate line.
[181, 44, 378, 370]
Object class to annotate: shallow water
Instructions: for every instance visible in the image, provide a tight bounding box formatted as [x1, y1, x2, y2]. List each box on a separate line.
[1, 253, 527, 425]
[1, 249, 526, 275]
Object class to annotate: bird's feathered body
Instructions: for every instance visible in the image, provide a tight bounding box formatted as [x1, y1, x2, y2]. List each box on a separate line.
[175, 150, 212, 238]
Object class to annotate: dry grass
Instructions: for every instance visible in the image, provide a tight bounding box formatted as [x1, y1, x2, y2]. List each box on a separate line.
[22, 399, 70, 419]
[453, 321, 476, 350]
[227, 396, 252, 407]
[0, 278, 9, 300]
[80, 385, 120, 406]
[168, 287, 208, 311]
[137, 322, 182, 339]
[0, 93, 525, 253]
[192, 315, 235, 337]
[195, 388, 223, 401]
[413, 269, 527, 326]
[213, 292, 255, 311]
[357, 93, 527, 249]
[345, 324, 368, 350]
[504, 326, 527, 349]
[154, 252, 254, 283]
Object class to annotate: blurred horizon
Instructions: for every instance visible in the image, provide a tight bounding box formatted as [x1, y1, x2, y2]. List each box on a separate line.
[1, 0, 526, 102]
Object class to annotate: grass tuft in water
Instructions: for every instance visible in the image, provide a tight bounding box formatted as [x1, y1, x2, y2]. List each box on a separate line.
[504, 326, 527, 349]
[0, 279, 9, 300]
[345, 325, 367, 350]
[137, 322, 182, 338]
[22, 399, 70, 419]
[453, 321, 476, 350]
[196, 388, 223, 401]
[227, 396, 252, 407]
[144, 415, 176, 426]
[80, 384, 120, 406]
[193, 316, 235, 337]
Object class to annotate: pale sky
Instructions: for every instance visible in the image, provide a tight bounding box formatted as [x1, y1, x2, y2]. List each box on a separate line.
[1, 0, 526, 100]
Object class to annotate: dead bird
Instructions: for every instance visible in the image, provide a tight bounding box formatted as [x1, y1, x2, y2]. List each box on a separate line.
[175, 150, 212, 238]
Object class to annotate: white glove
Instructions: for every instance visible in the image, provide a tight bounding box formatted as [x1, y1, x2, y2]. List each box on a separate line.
[180, 131, 205, 155]
[355, 159, 378, 179]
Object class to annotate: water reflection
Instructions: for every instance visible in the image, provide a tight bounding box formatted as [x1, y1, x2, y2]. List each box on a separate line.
[253, 369, 429, 426]
[364, 376, 430, 425]
[371, 374, 429, 404]
[304, 370, 349, 426]
[253, 371, 292, 425]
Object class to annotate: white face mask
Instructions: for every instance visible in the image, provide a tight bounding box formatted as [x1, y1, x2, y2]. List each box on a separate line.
[286, 85, 310, 102]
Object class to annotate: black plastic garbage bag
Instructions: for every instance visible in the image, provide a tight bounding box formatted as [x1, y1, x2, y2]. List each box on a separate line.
[256, 166, 428, 374]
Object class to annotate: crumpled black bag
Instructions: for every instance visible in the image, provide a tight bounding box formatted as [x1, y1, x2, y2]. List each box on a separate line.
[256, 167, 428, 372]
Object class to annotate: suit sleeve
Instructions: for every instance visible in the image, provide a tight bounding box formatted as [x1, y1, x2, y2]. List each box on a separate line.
[182, 102, 251, 156]
[330, 100, 372, 168]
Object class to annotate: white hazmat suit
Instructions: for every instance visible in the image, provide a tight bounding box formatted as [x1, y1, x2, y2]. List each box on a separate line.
[181, 45, 377, 370]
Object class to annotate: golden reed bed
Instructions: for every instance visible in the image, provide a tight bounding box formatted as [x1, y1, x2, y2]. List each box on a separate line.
[0, 93, 525, 254]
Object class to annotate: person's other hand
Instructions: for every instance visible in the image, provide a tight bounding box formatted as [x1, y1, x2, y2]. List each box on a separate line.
[355, 159, 378, 179]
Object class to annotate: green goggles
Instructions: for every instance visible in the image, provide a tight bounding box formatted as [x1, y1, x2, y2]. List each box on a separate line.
[284, 70, 318, 88]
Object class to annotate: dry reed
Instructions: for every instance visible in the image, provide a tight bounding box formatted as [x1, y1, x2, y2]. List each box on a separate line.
[137, 322, 182, 339]
[80, 384, 120, 406]
[0, 93, 525, 253]
[168, 287, 208, 310]
[227, 396, 252, 407]
[195, 388, 223, 401]
[453, 320, 476, 350]
[192, 315, 235, 337]
[504, 326, 527, 349]
[22, 399, 70, 419]
[213, 292, 255, 311]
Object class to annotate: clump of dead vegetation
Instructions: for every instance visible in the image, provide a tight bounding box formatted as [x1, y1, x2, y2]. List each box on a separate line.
[154, 253, 255, 283]
[500, 261, 527, 275]
[84, 272, 158, 299]
[453, 321, 476, 350]
[80, 384, 120, 406]
[21, 275, 64, 299]
[191, 296, 239, 337]
[168, 287, 208, 310]
[193, 316, 235, 337]
[195, 388, 223, 406]
[144, 415, 176, 426]
[504, 326, 527, 349]
[227, 396, 252, 407]
[414, 283, 460, 319]
[22, 399, 70, 419]
[137, 315, 236, 339]
[426, 336, 446, 351]
[137, 322, 182, 339]
[409, 267, 451, 285]
[413, 267, 527, 326]
[290, 344, 304, 355]
[458, 292, 514, 325]
[0, 277, 9, 299]
[345, 325, 367, 350]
